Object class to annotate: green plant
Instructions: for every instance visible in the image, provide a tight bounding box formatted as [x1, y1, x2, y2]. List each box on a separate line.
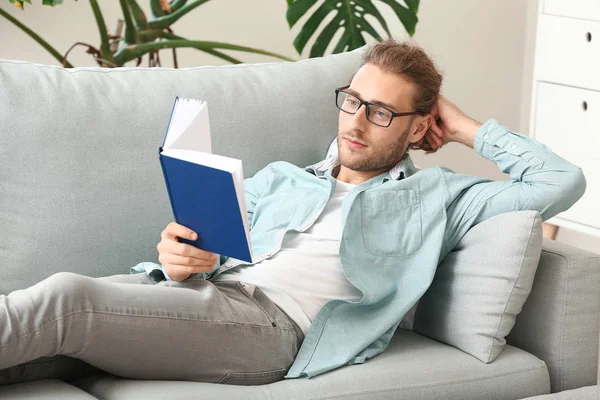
[286, 0, 420, 57]
[2, 0, 294, 67]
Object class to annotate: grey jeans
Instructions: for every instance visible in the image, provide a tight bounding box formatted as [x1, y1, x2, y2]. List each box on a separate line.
[0, 272, 305, 386]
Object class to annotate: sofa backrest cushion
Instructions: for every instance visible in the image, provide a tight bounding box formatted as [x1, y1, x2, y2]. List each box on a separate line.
[0, 50, 363, 293]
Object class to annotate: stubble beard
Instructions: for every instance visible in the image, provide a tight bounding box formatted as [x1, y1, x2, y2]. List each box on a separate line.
[337, 123, 412, 172]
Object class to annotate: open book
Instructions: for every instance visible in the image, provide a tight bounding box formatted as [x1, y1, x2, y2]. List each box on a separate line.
[158, 97, 253, 263]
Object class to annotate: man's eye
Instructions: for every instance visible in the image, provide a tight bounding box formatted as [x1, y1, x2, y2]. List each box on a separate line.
[346, 98, 358, 106]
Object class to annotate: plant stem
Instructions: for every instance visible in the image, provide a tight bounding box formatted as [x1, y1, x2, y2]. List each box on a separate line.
[119, 0, 137, 44]
[149, 0, 165, 18]
[89, 0, 116, 65]
[170, 0, 188, 13]
[126, 0, 149, 30]
[114, 39, 295, 65]
[0, 6, 74, 67]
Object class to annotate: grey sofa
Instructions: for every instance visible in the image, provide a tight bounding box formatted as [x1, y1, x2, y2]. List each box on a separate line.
[1, 48, 599, 400]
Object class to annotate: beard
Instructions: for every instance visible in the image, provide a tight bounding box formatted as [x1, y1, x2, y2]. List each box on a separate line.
[337, 122, 412, 172]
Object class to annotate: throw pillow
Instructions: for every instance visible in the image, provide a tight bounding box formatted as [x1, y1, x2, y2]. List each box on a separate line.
[412, 210, 543, 363]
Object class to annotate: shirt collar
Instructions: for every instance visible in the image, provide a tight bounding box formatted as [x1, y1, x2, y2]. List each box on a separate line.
[305, 152, 417, 183]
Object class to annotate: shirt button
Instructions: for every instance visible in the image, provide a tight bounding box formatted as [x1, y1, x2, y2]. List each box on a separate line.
[511, 144, 517, 149]
[483, 134, 490, 140]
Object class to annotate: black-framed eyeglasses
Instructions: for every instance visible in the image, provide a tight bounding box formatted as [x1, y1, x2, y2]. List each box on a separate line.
[335, 85, 421, 128]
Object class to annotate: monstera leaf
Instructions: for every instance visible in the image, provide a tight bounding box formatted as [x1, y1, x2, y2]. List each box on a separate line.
[286, 0, 420, 57]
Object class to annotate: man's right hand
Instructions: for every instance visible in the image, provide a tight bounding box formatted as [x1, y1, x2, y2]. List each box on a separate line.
[157, 222, 218, 282]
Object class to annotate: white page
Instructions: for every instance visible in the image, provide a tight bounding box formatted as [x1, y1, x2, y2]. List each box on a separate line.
[231, 162, 252, 259]
[169, 101, 211, 153]
[163, 98, 208, 151]
[161, 149, 240, 173]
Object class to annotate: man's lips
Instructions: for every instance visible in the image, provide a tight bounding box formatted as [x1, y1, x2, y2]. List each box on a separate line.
[345, 138, 367, 148]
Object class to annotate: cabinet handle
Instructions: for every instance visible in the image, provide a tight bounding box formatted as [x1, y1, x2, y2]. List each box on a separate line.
[586, 32, 592, 42]
[583, 101, 588, 111]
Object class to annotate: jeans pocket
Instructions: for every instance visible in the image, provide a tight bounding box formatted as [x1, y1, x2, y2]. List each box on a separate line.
[217, 367, 288, 385]
[235, 281, 278, 327]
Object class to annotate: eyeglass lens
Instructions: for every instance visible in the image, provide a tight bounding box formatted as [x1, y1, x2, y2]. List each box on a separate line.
[336, 92, 393, 126]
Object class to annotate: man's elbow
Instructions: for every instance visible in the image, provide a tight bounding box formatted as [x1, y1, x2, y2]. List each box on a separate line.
[530, 166, 586, 222]
[559, 167, 587, 209]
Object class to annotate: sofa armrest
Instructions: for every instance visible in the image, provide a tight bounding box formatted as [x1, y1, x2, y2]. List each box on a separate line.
[506, 238, 600, 393]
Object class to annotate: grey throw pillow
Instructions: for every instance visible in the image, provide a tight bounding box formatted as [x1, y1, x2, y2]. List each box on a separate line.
[412, 210, 543, 363]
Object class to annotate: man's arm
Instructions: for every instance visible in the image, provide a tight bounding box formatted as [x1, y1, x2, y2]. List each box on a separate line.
[426, 96, 586, 251]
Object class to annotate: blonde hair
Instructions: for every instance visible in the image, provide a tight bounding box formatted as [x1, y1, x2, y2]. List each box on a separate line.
[361, 38, 443, 115]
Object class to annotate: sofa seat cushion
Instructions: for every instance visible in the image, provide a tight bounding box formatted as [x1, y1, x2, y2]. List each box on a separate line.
[0, 379, 98, 399]
[72, 329, 550, 400]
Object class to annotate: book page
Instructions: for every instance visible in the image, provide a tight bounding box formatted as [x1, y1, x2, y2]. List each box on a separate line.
[169, 101, 211, 153]
[163, 98, 210, 152]
[161, 149, 240, 173]
[231, 163, 252, 260]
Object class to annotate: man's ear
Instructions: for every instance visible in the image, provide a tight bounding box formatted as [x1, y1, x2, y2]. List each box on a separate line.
[408, 114, 433, 144]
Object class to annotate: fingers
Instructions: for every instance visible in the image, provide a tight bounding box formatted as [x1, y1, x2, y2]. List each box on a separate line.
[158, 253, 217, 269]
[432, 130, 444, 148]
[431, 121, 444, 137]
[157, 222, 219, 282]
[161, 222, 197, 242]
[174, 241, 215, 260]
[157, 241, 217, 262]
[425, 132, 437, 150]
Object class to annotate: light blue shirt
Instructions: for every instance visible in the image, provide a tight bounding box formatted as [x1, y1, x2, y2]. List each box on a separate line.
[132, 119, 586, 379]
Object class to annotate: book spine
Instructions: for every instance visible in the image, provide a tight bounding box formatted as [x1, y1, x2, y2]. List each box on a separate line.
[161, 96, 179, 150]
[159, 154, 181, 225]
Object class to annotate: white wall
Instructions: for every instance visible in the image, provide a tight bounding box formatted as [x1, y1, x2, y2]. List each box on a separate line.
[1, 0, 597, 254]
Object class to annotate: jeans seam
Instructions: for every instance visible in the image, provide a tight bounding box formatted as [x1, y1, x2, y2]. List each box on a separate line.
[0, 309, 289, 350]
[217, 367, 287, 384]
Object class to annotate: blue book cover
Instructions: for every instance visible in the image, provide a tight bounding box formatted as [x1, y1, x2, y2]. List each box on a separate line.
[159, 97, 253, 263]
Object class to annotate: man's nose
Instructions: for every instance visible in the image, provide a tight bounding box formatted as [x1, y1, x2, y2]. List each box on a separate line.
[349, 104, 369, 128]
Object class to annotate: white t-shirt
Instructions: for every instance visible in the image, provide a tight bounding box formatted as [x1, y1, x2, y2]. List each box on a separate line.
[211, 179, 363, 336]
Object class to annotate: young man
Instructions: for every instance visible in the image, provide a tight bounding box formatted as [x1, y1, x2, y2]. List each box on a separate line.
[0, 39, 585, 386]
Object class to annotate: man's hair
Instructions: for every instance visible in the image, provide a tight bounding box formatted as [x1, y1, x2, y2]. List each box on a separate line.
[361, 38, 443, 116]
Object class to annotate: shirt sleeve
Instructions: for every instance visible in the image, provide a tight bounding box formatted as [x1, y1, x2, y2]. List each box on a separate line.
[441, 118, 586, 251]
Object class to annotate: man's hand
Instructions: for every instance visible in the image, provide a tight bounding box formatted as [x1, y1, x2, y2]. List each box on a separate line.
[157, 222, 218, 282]
[415, 95, 483, 152]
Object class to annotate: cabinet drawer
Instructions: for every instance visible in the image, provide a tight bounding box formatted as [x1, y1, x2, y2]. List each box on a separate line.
[544, 0, 600, 22]
[535, 15, 600, 91]
[533, 82, 600, 230]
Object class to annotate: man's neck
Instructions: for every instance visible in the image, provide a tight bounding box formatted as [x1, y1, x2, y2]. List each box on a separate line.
[335, 165, 389, 185]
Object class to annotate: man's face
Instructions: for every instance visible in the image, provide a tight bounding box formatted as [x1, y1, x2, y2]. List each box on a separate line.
[337, 63, 418, 172]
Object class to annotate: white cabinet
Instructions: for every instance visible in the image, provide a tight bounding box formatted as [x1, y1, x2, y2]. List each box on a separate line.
[529, 0, 600, 237]
[543, 0, 600, 22]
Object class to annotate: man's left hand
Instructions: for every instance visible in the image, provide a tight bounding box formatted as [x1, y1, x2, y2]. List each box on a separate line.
[415, 95, 483, 152]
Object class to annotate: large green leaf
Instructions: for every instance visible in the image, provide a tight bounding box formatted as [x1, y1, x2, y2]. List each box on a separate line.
[286, 0, 419, 58]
